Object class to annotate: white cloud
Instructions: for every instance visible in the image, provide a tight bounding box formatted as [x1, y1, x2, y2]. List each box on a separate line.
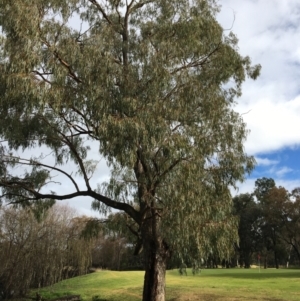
[275, 179, 300, 191]
[218, 0, 300, 155]
[231, 178, 257, 196]
[273, 166, 293, 177]
[61, 198, 102, 218]
[239, 96, 300, 154]
[255, 157, 279, 166]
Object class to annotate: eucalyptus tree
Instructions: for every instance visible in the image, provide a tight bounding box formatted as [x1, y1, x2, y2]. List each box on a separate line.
[0, 1, 260, 300]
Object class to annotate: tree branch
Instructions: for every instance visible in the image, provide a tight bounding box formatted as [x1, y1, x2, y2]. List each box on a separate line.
[88, 0, 113, 25]
[170, 43, 221, 74]
[40, 38, 82, 84]
[130, 0, 155, 13]
[1, 155, 80, 192]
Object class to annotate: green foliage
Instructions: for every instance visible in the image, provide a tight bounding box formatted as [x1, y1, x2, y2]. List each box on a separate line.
[81, 219, 103, 240]
[192, 262, 201, 275]
[29, 199, 56, 222]
[254, 177, 276, 202]
[178, 263, 187, 276]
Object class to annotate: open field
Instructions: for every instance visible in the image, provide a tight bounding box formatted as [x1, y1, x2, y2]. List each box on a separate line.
[35, 268, 300, 301]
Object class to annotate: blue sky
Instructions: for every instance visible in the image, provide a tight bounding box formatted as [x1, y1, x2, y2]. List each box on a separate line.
[218, 0, 300, 195]
[255, 148, 300, 180]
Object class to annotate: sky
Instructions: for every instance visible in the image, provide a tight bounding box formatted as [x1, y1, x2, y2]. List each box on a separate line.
[217, 0, 300, 195]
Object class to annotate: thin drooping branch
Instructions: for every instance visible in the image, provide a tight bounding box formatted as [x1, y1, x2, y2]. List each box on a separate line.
[40, 38, 83, 84]
[32, 70, 52, 84]
[153, 156, 191, 189]
[70, 105, 100, 139]
[59, 111, 94, 137]
[60, 133, 92, 191]
[1, 155, 80, 192]
[170, 43, 221, 74]
[88, 0, 113, 25]
[130, 0, 155, 13]
[33, 111, 93, 191]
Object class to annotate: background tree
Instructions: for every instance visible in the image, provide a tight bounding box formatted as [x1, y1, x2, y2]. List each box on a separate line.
[280, 188, 300, 265]
[0, 204, 94, 298]
[254, 177, 276, 268]
[64, 215, 95, 277]
[254, 178, 276, 202]
[232, 179, 299, 269]
[262, 186, 289, 269]
[0, 1, 260, 300]
[85, 212, 140, 270]
[233, 193, 261, 268]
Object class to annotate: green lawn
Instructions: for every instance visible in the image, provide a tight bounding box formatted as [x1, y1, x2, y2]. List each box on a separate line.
[35, 268, 300, 301]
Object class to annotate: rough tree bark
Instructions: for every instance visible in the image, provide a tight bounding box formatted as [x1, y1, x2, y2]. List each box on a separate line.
[141, 213, 170, 301]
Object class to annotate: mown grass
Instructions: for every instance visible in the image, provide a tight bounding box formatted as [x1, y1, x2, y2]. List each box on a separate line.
[34, 268, 300, 301]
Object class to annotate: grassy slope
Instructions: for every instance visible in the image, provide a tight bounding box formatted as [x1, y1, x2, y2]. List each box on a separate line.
[36, 268, 300, 301]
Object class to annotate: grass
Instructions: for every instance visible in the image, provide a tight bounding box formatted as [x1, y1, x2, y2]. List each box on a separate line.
[34, 268, 300, 301]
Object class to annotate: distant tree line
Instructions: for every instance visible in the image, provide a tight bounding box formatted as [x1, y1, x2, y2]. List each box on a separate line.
[232, 177, 300, 269]
[0, 205, 94, 299]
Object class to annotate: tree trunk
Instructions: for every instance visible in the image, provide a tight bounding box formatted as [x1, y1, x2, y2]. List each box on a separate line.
[142, 244, 168, 301]
[264, 256, 267, 269]
[141, 215, 170, 301]
[274, 251, 279, 269]
[244, 252, 252, 268]
[291, 243, 300, 265]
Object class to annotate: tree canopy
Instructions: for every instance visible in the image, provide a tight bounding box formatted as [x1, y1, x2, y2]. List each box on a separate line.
[0, 1, 260, 300]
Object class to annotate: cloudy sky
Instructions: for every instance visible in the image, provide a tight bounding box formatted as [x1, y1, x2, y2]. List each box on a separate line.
[23, 0, 299, 215]
[217, 0, 300, 194]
